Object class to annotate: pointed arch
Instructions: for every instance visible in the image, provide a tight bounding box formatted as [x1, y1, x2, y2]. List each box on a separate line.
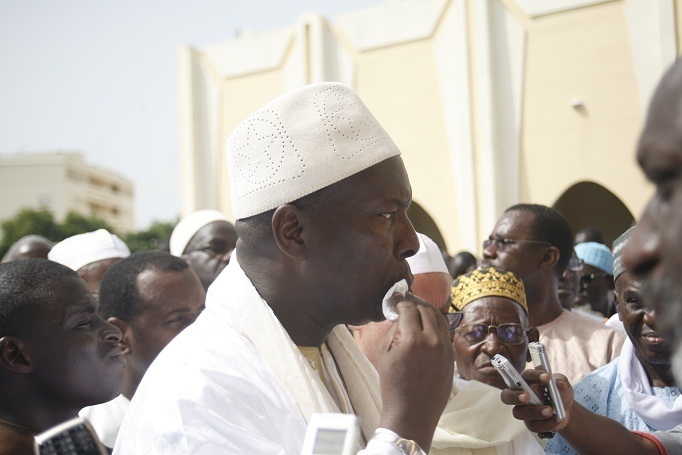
[553, 181, 635, 246]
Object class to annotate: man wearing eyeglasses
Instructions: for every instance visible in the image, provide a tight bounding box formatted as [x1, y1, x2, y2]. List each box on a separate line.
[169, 209, 237, 291]
[482, 204, 624, 383]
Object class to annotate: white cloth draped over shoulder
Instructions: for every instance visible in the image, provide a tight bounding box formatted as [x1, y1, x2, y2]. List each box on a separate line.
[113, 258, 382, 454]
[114, 258, 543, 454]
[431, 379, 545, 455]
[618, 338, 682, 430]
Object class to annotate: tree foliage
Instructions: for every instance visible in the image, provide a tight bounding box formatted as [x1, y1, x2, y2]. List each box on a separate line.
[122, 220, 176, 253]
[0, 207, 178, 258]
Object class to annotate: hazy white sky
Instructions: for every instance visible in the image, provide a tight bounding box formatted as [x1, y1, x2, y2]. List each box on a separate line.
[0, 0, 380, 229]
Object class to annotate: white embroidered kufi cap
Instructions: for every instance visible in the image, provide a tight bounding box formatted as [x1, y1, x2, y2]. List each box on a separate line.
[407, 233, 449, 275]
[226, 82, 401, 219]
[169, 209, 232, 256]
[48, 229, 131, 271]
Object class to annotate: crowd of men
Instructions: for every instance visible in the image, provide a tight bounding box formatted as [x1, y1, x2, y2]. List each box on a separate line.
[2, 60, 682, 454]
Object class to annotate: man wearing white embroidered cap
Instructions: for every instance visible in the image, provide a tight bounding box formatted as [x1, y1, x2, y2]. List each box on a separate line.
[351, 232, 453, 369]
[170, 209, 237, 290]
[115, 82, 454, 454]
[48, 228, 131, 298]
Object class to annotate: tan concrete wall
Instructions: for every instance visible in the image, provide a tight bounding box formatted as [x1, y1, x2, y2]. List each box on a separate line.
[520, 1, 649, 216]
[178, 0, 678, 253]
[354, 39, 461, 251]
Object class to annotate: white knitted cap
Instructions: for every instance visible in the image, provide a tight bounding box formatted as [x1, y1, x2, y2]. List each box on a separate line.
[226, 82, 401, 219]
[48, 229, 131, 271]
[169, 209, 232, 256]
[407, 233, 449, 275]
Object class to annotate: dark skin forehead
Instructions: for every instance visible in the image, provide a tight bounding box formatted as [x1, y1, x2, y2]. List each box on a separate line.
[31, 275, 98, 337]
[638, 71, 682, 183]
[184, 221, 237, 251]
[461, 297, 528, 325]
[494, 209, 536, 238]
[304, 155, 413, 219]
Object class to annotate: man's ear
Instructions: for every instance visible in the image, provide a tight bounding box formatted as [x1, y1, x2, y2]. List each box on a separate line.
[526, 327, 540, 363]
[107, 317, 132, 355]
[271, 205, 306, 259]
[0, 336, 32, 373]
[539, 247, 560, 271]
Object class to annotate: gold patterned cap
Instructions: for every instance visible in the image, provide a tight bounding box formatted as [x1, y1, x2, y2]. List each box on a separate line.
[451, 267, 527, 314]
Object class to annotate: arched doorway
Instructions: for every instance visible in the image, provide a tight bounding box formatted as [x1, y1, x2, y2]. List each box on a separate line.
[553, 181, 635, 246]
[407, 201, 447, 251]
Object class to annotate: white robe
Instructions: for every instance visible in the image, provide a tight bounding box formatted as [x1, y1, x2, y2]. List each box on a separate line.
[114, 258, 384, 454]
[432, 379, 545, 455]
[79, 394, 130, 448]
[114, 258, 543, 454]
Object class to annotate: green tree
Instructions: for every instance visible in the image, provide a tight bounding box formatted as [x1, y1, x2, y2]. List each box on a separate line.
[0, 207, 178, 258]
[122, 219, 177, 253]
[0, 208, 61, 258]
[59, 211, 113, 238]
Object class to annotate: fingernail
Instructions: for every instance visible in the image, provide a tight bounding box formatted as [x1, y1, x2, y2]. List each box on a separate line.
[519, 393, 529, 403]
[542, 407, 553, 417]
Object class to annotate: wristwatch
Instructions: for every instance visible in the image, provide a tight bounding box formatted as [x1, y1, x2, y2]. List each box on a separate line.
[371, 429, 426, 455]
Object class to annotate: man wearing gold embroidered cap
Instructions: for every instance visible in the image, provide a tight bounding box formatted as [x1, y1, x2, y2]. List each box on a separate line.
[426, 267, 545, 454]
[450, 267, 538, 389]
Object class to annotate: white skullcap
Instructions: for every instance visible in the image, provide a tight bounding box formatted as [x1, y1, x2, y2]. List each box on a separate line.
[48, 229, 131, 271]
[226, 82, 401, 219]
[407, 233, 449, 275]
[169, 210, 232, 256]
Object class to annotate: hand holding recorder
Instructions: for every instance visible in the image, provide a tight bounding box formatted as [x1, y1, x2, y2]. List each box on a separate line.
[494, 342, 569, 438]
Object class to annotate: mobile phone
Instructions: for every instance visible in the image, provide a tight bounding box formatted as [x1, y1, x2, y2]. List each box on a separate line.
[529, 341, 566, 421]
[34, 417, 108, 455]
[301, 413, 359, 455]
[491, 354, 542, 405]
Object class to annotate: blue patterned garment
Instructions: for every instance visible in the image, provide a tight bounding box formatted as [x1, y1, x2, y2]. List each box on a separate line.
[545, 359, 680, 455]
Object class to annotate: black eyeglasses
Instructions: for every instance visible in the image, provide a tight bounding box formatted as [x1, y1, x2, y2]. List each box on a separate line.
[579, 272, 609, 290]
[445, 312, 463, 331]
[482, 238, 552, 252]
[455, 323, 528, 345]
[184, 239, 234, 256]
[567, 257, 584, 272]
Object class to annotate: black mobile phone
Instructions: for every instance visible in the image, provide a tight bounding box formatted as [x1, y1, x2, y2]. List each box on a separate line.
[34, 417, 108, 455]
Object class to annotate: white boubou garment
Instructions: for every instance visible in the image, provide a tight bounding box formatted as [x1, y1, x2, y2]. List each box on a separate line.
[216, 259, 383, 443]
[431, 379, 545, 455]
[619, 338, 682, 430]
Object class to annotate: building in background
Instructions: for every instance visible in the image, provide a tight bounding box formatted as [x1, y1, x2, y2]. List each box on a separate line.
[177, 0, 678, 253]
[0, 151, 134, 233]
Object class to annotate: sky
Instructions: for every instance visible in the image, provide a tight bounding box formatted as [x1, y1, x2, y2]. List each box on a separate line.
[0, 0, 380, 230]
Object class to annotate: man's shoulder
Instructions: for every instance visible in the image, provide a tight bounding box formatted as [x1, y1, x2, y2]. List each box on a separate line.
[114, 311, 307, 454]
[561, 310, 625, 339]
[574, 359, 620, 394]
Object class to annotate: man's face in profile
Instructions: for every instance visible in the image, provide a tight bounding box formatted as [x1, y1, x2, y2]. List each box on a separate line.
[302, 156, 419, 325]
[625, 66, 682, 377]
[28, 275, 124, 408]
[183, 221, 237, 290]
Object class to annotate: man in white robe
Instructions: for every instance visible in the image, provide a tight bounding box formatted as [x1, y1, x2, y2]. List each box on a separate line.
[114, 83, 454, 454]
